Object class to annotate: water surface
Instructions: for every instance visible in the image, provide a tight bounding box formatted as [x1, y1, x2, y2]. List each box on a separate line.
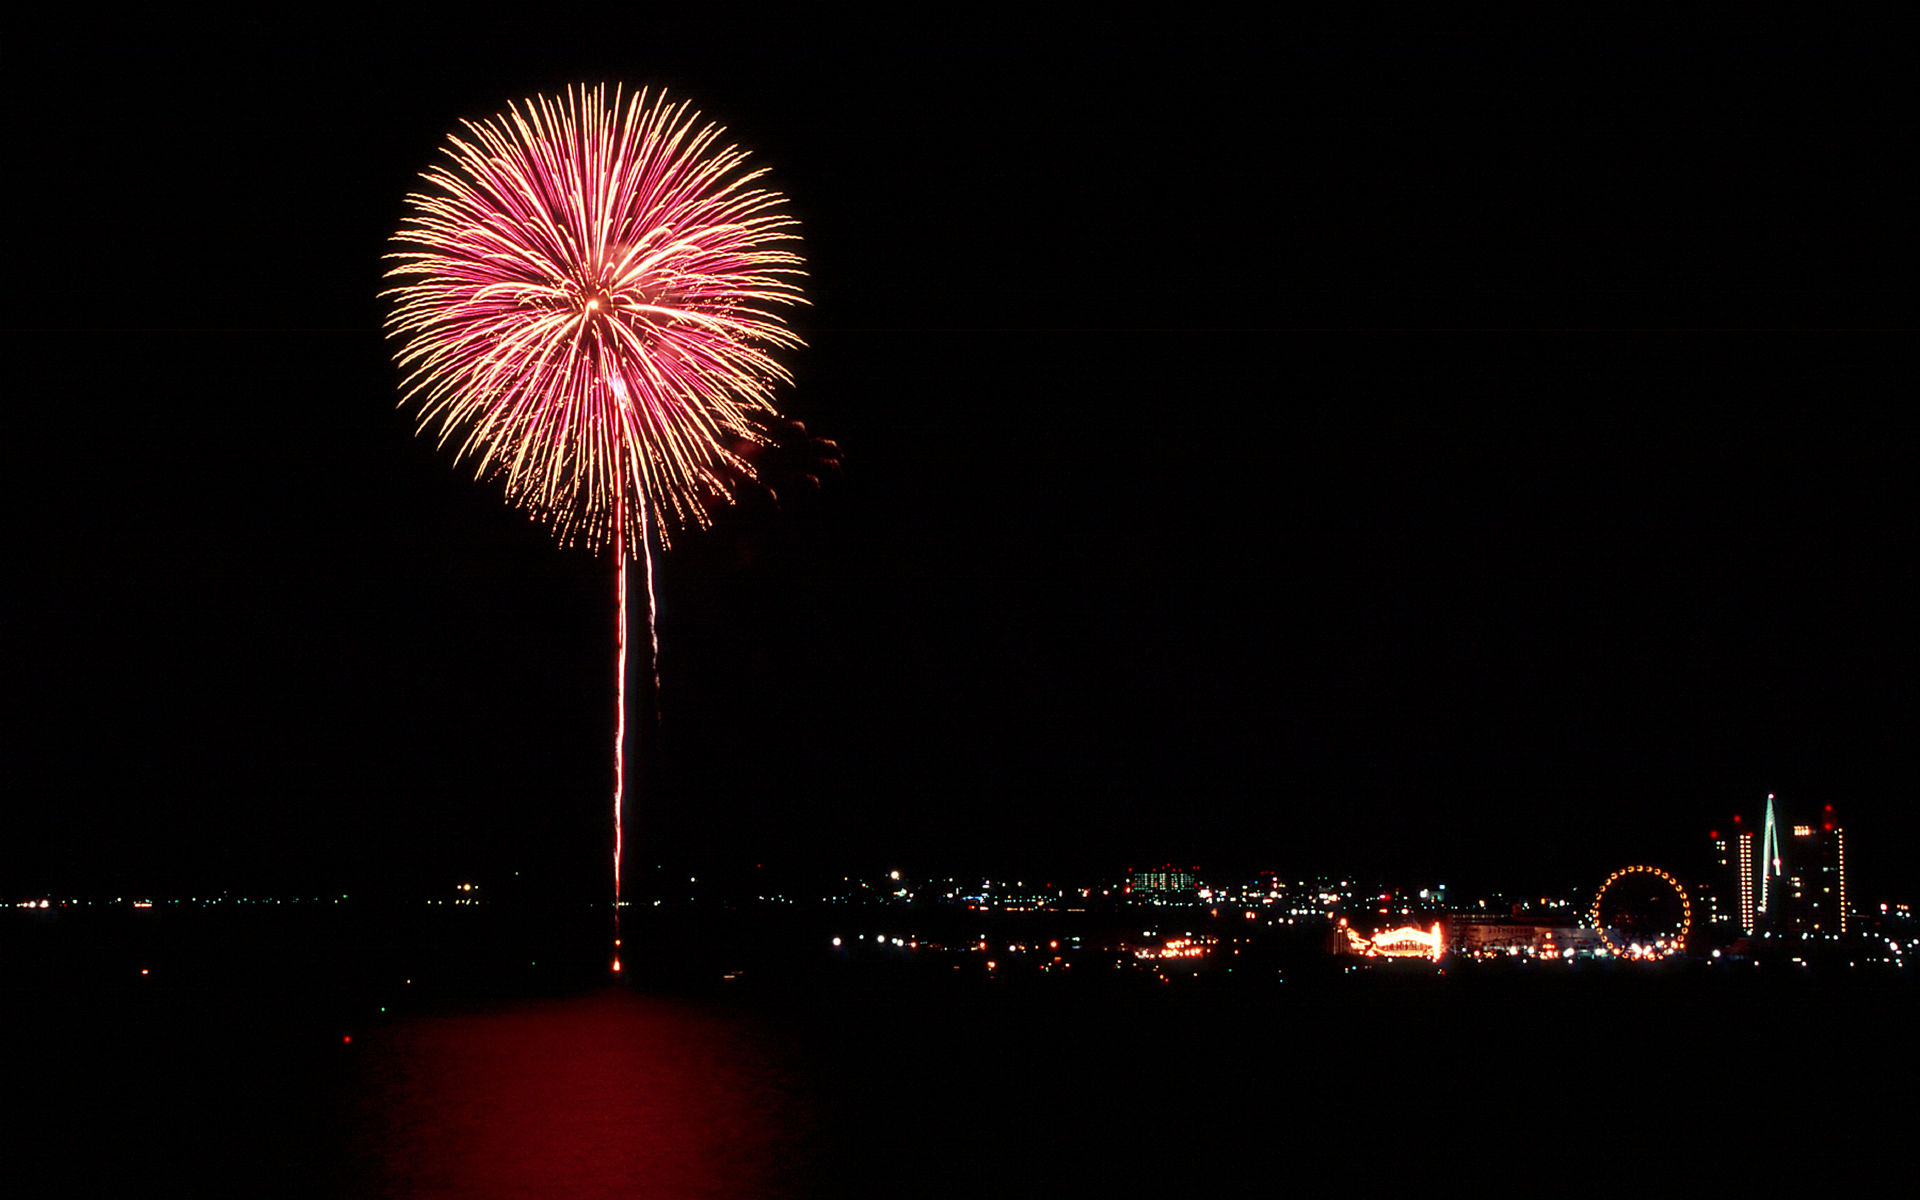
[339, 989, 815, 1198]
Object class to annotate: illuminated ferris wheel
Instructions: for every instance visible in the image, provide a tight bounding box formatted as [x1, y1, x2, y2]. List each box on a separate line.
[1591, 866, 1692, 959]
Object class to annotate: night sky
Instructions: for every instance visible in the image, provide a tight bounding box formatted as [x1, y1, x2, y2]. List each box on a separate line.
[9, 20, 1914, 902]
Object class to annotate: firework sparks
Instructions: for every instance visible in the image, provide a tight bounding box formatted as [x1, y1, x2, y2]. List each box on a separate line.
[385, 85, 806, 969]
[385, 84, 805, 551]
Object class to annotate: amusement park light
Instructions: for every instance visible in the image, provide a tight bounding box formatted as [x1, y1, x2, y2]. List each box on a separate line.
[1591, 866, 1692, 959]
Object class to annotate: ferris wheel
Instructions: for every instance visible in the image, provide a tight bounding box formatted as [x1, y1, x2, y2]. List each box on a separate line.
[1591, 866, 1692, 959]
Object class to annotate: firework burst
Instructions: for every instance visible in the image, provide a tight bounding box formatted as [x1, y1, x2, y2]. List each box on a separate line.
[384, 83, 806, 553]
[385, 85, 806, 969]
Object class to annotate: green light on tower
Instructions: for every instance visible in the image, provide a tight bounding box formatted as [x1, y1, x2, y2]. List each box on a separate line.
[1759, 793, 1782, 915]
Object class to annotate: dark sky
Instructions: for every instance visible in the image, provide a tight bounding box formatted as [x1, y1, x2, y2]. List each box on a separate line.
[7, 19, 1915, 902]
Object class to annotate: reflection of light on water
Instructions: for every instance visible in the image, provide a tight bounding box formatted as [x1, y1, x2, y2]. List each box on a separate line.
[342, 989, 812, 1199]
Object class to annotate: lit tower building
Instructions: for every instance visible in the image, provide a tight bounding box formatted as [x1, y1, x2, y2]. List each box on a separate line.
[1705, 822, 1741, 931]
[1128, 865, 1196, 896]
[1834, 810, 1849, 934]
[1712, 812, 1758, 935]
[1736, 819, 1755, 934]
[1757, 793, 1783, 921]
[1782, 804, 1848, 938]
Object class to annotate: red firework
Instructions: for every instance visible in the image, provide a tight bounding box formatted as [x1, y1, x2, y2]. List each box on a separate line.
[384, 85, 806, 969]
[385, 83, 805, 551]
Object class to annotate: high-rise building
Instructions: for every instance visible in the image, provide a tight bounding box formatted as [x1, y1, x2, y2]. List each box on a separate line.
[1781, 804, 1848, 937]
[1737, 824, 1755, 934]
[1128, 864, 1196, 895]
[1706, 813, 1757, 934]
[1705, 822, 1747, 931]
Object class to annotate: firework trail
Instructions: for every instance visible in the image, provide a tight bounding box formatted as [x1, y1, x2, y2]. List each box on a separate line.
[385, 85, 806, 971]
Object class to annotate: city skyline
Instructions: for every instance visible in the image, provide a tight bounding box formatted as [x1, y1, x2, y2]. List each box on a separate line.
[11, 790, 1905, 927]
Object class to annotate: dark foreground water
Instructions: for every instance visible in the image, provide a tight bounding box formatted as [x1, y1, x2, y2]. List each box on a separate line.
[8, 919, 1913, 1198]
[335, 989, 814, 1197]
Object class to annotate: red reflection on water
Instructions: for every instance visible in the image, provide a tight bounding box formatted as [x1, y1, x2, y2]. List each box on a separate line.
[342, 989, 811, 1199]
